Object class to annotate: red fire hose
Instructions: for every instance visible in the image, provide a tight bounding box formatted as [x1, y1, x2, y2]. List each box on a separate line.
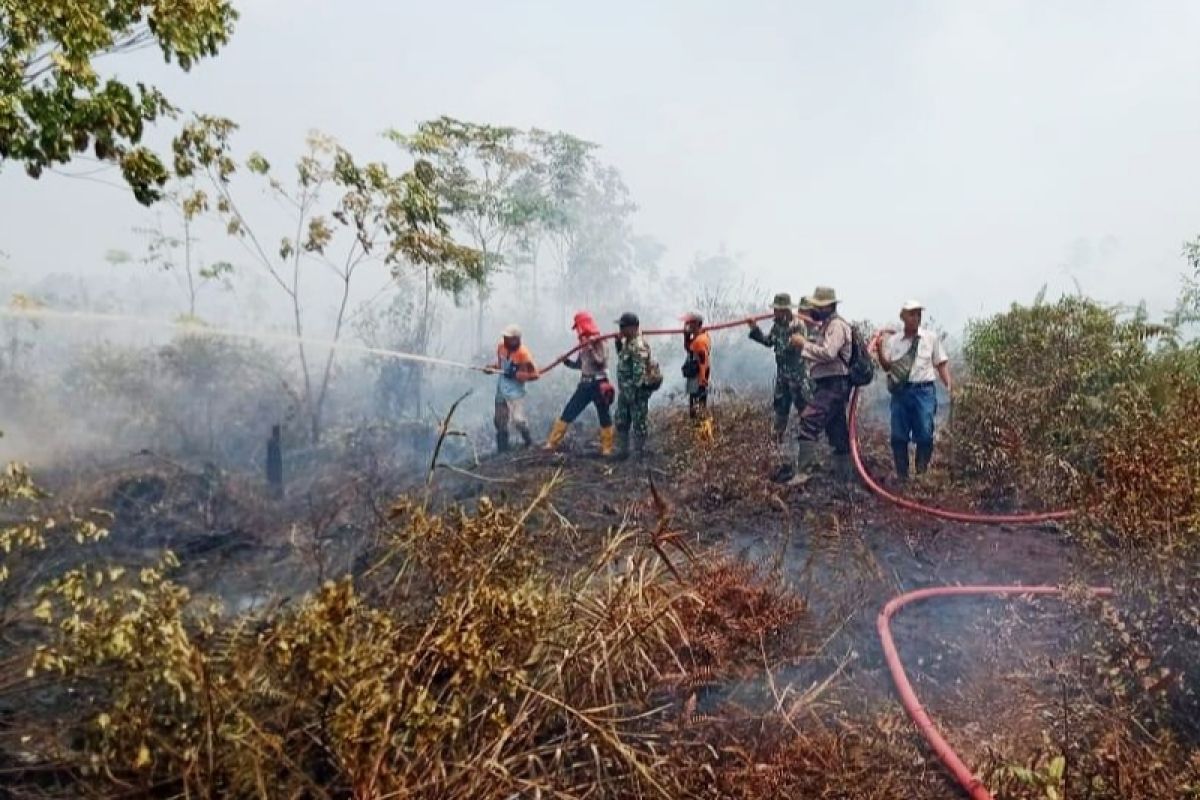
[845, 328, 1074, 525]
[878, 585, 1114, 800]
[537, 313, 1074, 524]
[847, 387, 1075, 525]
[536, 312, 777, 374]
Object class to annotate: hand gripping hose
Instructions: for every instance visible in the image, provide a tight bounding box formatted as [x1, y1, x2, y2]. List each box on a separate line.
[537, 313, 777, 374]
[878, 585, 1114, 800]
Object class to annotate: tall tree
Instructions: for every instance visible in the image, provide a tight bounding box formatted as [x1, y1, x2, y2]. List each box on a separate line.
[173, 116, 482, 442]
[388, 117, 538, 352]
[561, 164, 640, 309]
[504, 129, 597, 315]
[0, 0, 237, 204]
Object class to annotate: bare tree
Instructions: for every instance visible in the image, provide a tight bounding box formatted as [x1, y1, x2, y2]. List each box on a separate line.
[173, 117, 482, 442]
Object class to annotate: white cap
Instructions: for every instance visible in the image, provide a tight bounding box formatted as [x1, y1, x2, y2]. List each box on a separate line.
[501, 324, 521, 338]
[900, 299, 924, 312]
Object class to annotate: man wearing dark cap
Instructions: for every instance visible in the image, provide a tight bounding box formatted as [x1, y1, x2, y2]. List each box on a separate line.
[614, 312, 656, 459]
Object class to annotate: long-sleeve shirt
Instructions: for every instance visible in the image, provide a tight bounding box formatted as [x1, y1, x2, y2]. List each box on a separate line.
[616, 335, 651, 393]
[749, 319, 809, 383]
[564, 338, 607, 379]
[800, 316, 852, 379]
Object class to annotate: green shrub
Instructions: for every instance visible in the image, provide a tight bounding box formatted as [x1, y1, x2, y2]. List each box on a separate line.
[953, 296, 1199, 544]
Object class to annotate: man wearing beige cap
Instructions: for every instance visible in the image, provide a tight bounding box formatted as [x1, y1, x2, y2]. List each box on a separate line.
[487, 324, 539, 452]
[875, 300, 952, 479]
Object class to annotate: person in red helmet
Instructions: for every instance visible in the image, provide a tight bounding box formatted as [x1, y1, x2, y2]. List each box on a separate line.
[680, 311, 711, 420]
[544, 311, 616, 455]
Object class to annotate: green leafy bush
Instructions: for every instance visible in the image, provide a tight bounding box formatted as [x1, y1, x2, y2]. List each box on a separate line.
[953, 295, 1200, 544]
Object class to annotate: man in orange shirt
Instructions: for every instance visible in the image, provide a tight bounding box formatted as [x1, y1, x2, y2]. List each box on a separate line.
[488, 324, 538, 452]
[681, 312, 711, 420]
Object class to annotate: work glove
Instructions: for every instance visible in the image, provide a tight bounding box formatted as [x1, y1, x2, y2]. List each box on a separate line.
[598, 378, 616, 405]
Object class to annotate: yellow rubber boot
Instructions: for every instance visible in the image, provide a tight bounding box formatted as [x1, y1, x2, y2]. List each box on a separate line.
[599, 425, 615, 457]
[543, 419, 569, 451]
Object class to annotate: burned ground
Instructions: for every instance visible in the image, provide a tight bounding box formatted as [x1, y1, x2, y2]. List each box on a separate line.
[1, 395, 1197, 798]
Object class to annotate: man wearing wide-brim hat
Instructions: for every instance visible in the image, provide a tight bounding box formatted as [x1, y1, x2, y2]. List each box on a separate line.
[874, 299, 953, 480]
[788, 286, 854, 475]
[748, 292, 815, 447]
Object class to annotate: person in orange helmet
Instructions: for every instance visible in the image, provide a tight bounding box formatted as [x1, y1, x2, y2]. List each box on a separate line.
[680, 311, 711, 420]
[544, 310, 616, 456]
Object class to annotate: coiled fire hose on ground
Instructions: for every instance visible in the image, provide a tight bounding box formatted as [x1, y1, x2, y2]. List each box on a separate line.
[846, 386, 1075, 525]
[848, 329, 1075, 525]
[877, 586, 1114, 800]
[544, 319, 1103, 798]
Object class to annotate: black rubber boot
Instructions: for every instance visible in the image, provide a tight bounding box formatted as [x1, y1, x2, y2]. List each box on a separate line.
[831, 452, 854, 482]
[773, 415, 788, 444]
[516, 423, 533, 448]
[631, 432, 647, 461]
[892, 441, 910, 481]
[915, 443, 933, 474]
[614, 429, 630, 461]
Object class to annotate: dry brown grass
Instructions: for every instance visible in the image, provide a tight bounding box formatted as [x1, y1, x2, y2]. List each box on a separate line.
[4, 470, 820, 799]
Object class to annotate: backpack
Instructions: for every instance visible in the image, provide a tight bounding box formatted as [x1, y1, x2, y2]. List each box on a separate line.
[845, 321, 875, 388]
[642, 342, 663, 392]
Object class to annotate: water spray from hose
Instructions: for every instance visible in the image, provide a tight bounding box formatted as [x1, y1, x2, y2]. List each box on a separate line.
[0, 305, 490, 373]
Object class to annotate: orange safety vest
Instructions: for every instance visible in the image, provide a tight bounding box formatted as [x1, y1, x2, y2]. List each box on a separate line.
[687, 331, 711, 387]
[496, 341, 538, 381]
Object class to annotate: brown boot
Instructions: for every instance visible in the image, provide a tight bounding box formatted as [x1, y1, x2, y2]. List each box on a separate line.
[543, 419, 569, 451]
[599, 426, 615, 457]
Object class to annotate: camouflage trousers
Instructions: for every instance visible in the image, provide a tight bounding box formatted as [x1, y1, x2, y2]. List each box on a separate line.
[772, 374, 811, 440]
[615, 389, 650, 452]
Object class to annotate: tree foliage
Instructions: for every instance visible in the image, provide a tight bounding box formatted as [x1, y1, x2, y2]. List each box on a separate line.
[0, 0, 237, 203]
[173, 116, 483, 441]
[388, 117, 542, 348]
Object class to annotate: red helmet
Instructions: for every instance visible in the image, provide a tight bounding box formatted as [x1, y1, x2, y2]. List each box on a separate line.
[572, 310, 600, 338]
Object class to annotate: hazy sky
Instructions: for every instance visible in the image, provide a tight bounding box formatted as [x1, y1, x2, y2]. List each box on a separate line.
[2, 0, 1199, 330]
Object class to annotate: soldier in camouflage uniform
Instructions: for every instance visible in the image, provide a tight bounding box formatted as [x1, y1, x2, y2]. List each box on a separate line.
[748, 292, 814, 443]
[614, 311, 654, 459]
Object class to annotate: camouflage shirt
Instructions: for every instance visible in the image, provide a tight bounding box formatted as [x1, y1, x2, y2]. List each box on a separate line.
[616, 335, 651, 393]
[750, 320, 810, 383]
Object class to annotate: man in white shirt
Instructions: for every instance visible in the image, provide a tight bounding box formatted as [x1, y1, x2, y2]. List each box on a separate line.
[874, 300, 953, 480]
